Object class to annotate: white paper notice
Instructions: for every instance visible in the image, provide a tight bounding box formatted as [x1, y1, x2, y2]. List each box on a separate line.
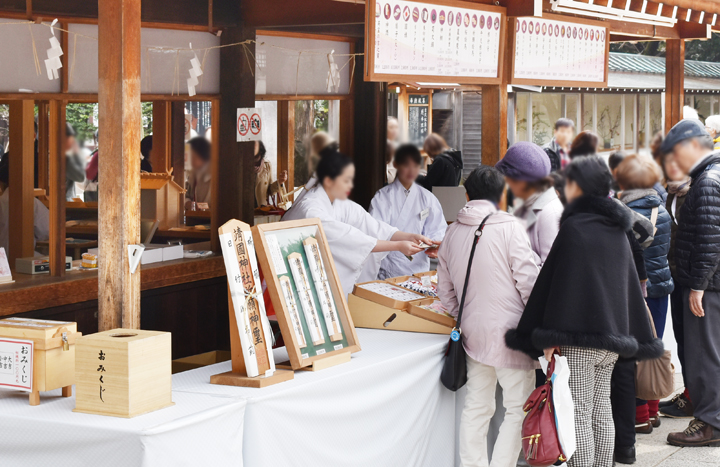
[265, 234, 288, 275]
[0, 338, 33, 392]
[373, 0, 502, 78]
[513, 17, 606, 83]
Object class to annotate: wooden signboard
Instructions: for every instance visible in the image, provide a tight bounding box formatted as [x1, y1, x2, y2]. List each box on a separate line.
[365, 0, 507, 84]
[510, 13, 609, 88]
[212, 219, 293, 388]
[253, 218, 360, 370]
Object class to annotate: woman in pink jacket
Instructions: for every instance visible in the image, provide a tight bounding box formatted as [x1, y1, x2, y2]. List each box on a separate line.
[437, 166, 540, 467]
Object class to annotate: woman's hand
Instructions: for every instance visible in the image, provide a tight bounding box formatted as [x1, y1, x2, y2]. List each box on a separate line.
[543, 347, 559, 362]
[397, 241, 423, 257]
[392, 231, 435, 247]
[690, 290, 705, 317]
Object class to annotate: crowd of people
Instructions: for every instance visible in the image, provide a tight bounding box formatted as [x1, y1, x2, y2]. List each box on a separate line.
[283, 112, 720, 467]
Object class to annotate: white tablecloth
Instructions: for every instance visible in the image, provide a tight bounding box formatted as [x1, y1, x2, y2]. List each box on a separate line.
[174, 328, 456, 467]
[0, 388, 246, 467]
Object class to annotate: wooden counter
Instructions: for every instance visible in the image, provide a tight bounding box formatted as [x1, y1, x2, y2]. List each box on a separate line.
[0, 256, 225, 316]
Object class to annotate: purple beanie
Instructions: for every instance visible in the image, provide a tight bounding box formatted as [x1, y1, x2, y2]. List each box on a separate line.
[495, 142, 551, 181]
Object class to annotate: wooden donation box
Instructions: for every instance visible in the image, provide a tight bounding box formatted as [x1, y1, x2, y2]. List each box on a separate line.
[350, 272, 455, 335]
[140, 172, 185, 229]
[74, 329, 173, 418]
[254, 218, 361, 371]
[0, 318, 80, 405]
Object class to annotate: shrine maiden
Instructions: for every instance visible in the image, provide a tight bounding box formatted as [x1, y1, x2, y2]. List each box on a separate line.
[370, 144, 447, 279]
[283, 152, 435, 296]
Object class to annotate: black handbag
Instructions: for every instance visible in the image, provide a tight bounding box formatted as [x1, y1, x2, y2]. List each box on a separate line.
[440, 213, 493, 391]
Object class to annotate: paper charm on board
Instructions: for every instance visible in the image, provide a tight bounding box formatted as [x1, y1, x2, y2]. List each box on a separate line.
[326, 50, 341, 93]
[186, 43, 204, 97]
[44, 19, 63, 81]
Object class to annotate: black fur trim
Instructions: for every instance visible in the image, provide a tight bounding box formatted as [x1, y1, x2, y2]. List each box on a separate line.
[635, 338, 665, 361]
[504, 329, 542, 359]
[531, 328, 640, 358]
[561, 195, 634, 231]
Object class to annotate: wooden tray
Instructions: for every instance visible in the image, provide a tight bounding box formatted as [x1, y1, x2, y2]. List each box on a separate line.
[352, 280, 425, 310]
[407, 298, 456, 328]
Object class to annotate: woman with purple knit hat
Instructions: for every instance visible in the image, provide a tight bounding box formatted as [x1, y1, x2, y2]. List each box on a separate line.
[496, 142, 564, 267]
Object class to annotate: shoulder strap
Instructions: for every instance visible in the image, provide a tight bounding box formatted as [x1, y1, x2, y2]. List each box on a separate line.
[454, 213, 493, 330]
[650, 207, 659, 235]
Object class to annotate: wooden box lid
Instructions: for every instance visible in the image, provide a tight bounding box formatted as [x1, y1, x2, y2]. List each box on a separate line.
[0, 318, 79, 349]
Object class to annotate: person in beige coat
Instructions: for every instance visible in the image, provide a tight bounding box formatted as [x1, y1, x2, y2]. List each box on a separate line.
[254, 141, 287, 207]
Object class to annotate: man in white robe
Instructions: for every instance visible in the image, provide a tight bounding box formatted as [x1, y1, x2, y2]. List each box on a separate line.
[369, 144, 447, 279]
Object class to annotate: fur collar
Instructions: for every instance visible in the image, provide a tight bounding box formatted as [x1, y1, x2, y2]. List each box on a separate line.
[560, 195, 633, 231]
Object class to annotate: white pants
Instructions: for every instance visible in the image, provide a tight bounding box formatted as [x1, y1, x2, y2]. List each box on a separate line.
[460, 357, 535, 467]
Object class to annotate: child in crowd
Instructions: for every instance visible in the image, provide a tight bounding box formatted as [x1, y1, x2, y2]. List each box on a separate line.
[370, 144, 446, 279]
[437, 165, 539, 467]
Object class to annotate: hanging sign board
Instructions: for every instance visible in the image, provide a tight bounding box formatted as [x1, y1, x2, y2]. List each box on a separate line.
[407, 93, 431, 145]
[365, 0, 506, 84]
[237, 108, 263, 142]
[511, 14, 609, 87]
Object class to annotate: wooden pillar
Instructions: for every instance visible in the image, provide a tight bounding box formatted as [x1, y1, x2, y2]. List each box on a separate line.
[152, 101, 171, 173]
[217, 25, 256, 227]
[37, 101, 49, 191]
[665, 39, 685, 133]
[48, 100, 66, 277]
[277, 100, 295, 192]
[7, 100, 35, 267]
[482, 19, 511, 166]
[351, 41, 387, 210]
[339, 100, 354, 158]
[98, 0, 142, 330]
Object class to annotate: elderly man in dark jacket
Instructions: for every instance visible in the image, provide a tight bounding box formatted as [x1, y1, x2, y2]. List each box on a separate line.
[664, 119, 720, 447]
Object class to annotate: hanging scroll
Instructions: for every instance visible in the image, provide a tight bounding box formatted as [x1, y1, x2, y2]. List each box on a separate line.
[218, 220, 276, 378]
[365, 0, 506, 84]
[253, 219, 361, 370]
[511, 14, 609, 87]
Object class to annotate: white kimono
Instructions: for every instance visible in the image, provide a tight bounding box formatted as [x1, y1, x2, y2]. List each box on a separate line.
[283, 186, 398, 296]
[369, 180, 447, 279]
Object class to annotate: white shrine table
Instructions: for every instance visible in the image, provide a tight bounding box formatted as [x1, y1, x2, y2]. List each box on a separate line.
[173, 328, 457, 467]
[0, 329, 456, 467]
[0, 389, 246, 467]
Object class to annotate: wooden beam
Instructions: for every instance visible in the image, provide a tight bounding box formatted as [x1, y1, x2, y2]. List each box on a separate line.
[350, 40, 386, 210]
[606, 19, 679, 39]
[277, 100, 295, 192]
[242, 0, 364, 27]
[677, 22, 712, 39]
[48, 100, 66, 277]
[170, 101, 186, 191]
[60, 22, 69, 94]
[665, 39, 685, 133]
[151, 101, 171, 173]
[98, 0, 142, 330]
[217, 23, 256, 228]
[37, 102, 49, 191]
[7, 100, 36, 268]
[503, 0, 542, 17]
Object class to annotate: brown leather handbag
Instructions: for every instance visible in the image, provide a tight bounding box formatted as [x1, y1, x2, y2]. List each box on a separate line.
[521, 354, 567, 467]
[635, 306, 675, 400]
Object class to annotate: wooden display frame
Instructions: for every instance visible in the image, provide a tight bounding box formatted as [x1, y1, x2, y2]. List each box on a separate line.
[509, 13, 610, 88]
[211, 219, 294, 388]
[364, 0, 507, 85]
[253, 218, 360, 370]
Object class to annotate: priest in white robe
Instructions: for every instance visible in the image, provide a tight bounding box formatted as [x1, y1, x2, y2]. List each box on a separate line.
[369, 144, 447, 279]
[283, 152, 434, 296]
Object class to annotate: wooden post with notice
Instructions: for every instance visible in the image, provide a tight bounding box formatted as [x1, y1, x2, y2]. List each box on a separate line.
[97, 0, 142, 330]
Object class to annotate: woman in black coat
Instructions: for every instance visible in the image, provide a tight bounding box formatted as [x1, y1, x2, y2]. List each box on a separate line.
[506, 156, 663, 467]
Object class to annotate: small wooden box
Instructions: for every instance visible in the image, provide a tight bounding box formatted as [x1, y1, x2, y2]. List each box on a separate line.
[0, 318, 80, 405]
[74, 329, 173, 418]
[348, 294, 451, 335]
[407, 298, 456, 328]
[352, 281, 425, 310]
